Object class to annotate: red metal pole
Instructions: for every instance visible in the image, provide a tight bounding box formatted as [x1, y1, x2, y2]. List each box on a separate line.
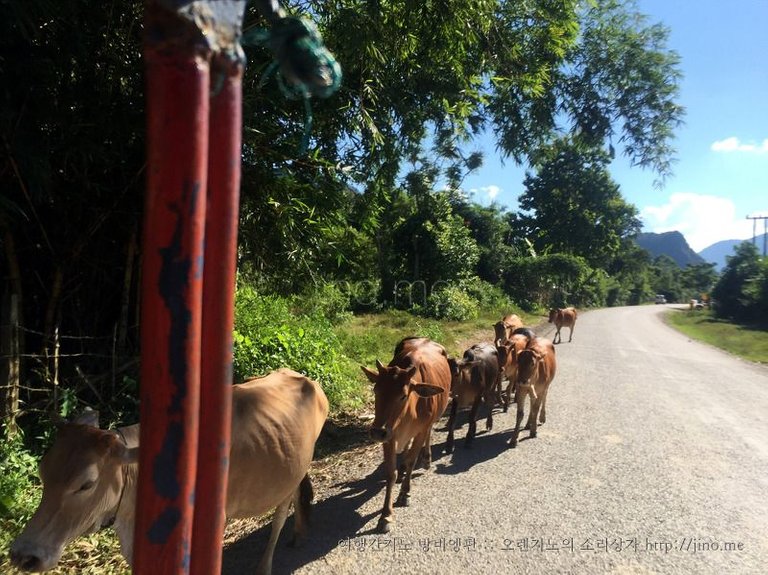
[190, 51, 243, 575]
[136, 3, 209, 572]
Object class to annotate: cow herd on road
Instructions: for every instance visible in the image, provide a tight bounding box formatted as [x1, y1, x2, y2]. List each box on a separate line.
[9, 308, 577, 574]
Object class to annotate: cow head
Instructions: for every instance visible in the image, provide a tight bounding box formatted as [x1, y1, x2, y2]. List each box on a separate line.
[492, 321, 507, 343]
[548, 309, 558, 323]
[361, 360, 444, 442]
[447, 357, 482, 397]
[515, 349, 542, 398]
[10, 411, 139, 572]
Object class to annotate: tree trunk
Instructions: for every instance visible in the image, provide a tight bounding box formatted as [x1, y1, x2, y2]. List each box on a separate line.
[1, 227, 22, 433]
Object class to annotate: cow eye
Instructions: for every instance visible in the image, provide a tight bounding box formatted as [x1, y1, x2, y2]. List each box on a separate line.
[77, 480, 96, 493]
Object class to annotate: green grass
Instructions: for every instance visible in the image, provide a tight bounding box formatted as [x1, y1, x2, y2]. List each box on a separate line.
[665, 309, 768, 364]
[335, 308, 543, 371]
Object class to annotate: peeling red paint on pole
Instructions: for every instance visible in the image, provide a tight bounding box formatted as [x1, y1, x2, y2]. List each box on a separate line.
[139, 1, 246, 573]
[191, 51, 243, 575]
[137, 4, 210, 573]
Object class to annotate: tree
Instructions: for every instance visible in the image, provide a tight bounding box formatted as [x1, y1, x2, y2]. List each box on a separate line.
[712, 242, 763, 322]
[516, 138, 641, 269]
[491, 0, 685, 181]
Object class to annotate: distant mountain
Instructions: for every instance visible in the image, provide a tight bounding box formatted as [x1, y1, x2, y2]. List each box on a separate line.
[698, 233, 768, 271]
[635, 231, 706, 268]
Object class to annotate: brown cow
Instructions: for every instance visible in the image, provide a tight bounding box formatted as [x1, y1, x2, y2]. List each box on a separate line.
[361, 337, 451, 533]
[493, 313, 523, 344]
[445, 343, 501, 452]
[508, 337, 557, 448]
[495, 327, 536, 412]
[548, 307, 577, 344]
[10, 369, 328, 575]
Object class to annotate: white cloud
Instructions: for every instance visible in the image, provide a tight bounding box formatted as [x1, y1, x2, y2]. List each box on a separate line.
[641, 193, 755, 252]
[469, 185, 501, 201]
[710, 137, 768, 153]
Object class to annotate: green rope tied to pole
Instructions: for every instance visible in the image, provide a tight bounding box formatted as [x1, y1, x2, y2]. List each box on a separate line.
[243, 16, 342, 154]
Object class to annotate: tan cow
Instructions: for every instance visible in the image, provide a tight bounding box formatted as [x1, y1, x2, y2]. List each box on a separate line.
[10, 368, 329, 575]
[446, 343, 501, 452]
[493, 313, 524, 344]
[361, 337, 451, 533]
[548, 307, 577, 344]
[508, 337, 557, 448]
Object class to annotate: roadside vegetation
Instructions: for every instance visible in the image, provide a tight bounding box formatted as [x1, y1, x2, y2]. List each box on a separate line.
[665, 309, 768, 364]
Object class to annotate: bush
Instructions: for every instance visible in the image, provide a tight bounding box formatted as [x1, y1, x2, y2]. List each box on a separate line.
[291, 282, 352, 325]
[0, 431, 40, 551]
[426, 285, 479, 321]
[454, 277, 514, 313]
[233, 285, 365, 412]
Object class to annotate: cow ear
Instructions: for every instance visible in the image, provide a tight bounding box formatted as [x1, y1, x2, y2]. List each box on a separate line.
[74, 409, 100, 428]
[361, 365, 378, 384]
[410, 383, 445, 398]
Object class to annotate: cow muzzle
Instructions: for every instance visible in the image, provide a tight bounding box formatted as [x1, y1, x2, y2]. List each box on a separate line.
[10, 541, 61, 573]
[369, 426, 392, 443]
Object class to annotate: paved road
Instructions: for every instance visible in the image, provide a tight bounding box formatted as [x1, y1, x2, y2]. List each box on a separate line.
[223, 305, 768, 574]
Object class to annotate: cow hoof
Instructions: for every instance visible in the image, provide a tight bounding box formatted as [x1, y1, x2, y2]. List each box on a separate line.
[445, 443, 454, 454]
[507, 439, 517, 449]
[394, 494, 410, 508]
[529, 432, 537, 439]
[376, 519, 392, 534]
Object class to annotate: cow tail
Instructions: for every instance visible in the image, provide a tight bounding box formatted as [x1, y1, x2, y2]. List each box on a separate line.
[298, 472, 314, 521]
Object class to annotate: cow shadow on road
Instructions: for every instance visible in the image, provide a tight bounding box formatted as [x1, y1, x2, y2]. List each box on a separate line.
[222, 463, 387, 574]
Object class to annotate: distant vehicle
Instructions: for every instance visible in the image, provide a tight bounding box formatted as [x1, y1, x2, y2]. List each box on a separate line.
[655, 294, 667, 304]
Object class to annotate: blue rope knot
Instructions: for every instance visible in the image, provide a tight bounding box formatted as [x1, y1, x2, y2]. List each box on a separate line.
[242, 17, 341, 153]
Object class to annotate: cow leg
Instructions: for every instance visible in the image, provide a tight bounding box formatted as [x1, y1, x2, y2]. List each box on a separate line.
[528, 391, 543, 439]
[255, 495, 291, 575]
[502, 380, 513, 413]
[377, 441, 397, 533]
[465, 394, 481, 447]
[420, 429, 433, 469]
[568, 324, 574, 342]
[539, 385, 550, 425]
[445, 397, 458, 454]
[288, 474, 313, 548]
[508, 390, 525, 448]
[553, 328, 560, 344]
[395, 432, 425, 508]
[396, 438, 411, 483]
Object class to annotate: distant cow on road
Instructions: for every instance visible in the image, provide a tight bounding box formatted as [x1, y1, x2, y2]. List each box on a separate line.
[548, 307, 577, 344]
[446, 343, 501, 452]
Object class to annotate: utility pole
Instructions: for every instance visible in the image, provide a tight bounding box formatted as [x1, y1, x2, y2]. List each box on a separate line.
[747, 213, 768, 256]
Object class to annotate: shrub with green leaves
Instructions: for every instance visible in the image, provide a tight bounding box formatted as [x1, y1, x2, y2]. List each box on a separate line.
[0, 431, 40, 550]
[233, 285, 365, 412]
[426, 284, 480, 321]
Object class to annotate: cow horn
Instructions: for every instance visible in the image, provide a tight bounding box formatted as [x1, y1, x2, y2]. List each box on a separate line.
[375, 359, 385, 371]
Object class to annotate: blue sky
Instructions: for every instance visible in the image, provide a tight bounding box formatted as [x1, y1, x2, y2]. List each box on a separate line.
[461, 0, 768, 252]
